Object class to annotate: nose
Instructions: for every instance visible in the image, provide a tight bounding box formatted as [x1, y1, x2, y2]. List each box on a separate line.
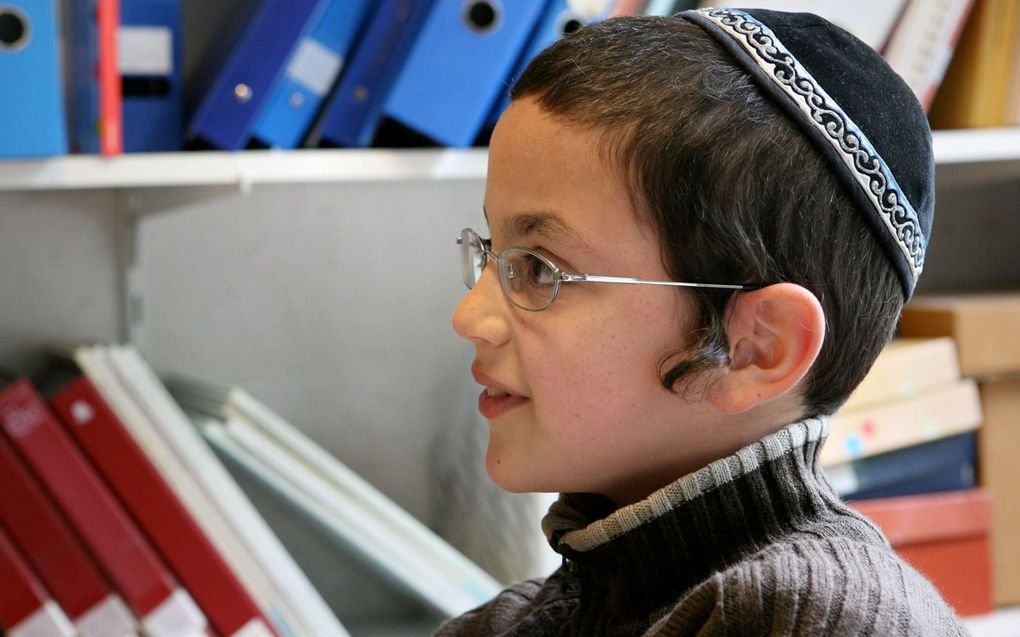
[452, 261, 511, 347]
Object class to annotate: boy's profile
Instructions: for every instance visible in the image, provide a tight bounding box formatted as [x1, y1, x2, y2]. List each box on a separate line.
[442, 8, 965, 636]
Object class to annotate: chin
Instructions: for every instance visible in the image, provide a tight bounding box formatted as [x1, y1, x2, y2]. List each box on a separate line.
[485, 463, 530, 493]
[485, 454, 551, 494]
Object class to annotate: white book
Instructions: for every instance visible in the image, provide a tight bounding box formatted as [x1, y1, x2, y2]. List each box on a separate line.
[85, 345, 350, 637]
[168, 378, 502, 616]
[225, 413, 499, 616]
[883, 0, 974, 108]
[71, 345, 289, 635]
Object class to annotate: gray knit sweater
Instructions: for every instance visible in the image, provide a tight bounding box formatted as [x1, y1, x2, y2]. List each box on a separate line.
[436, 418, 968, 636]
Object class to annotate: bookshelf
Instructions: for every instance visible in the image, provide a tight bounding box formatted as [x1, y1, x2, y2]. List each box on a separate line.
[1, 128, 1017, 632]
[0, 148, 488, 191]
[2, 127, 1017, 193]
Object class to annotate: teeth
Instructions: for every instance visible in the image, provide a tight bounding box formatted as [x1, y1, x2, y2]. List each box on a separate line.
[485, 386, 509, 398]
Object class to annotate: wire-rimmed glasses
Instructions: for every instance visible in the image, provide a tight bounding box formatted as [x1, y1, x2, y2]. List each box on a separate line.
[457, 227, 759, 312]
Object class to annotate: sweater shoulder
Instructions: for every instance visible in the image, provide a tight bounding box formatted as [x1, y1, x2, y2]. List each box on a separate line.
[652, 537, 968, 637]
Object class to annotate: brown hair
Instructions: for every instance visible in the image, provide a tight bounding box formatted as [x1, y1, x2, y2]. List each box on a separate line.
[510, 16, 902, 415]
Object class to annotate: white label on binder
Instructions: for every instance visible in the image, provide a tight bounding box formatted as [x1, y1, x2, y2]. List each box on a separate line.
[286, 38, 343, 97]
[118, 26, 173, 76]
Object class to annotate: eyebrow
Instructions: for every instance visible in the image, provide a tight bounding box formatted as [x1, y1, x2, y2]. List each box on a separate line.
[483, 207, 597, 258]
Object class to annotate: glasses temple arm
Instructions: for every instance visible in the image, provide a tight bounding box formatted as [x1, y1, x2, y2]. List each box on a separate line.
[559, 273, 758, 291]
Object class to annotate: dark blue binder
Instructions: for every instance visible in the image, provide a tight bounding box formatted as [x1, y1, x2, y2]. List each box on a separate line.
[382, 0, 548, 147]
[120, 0, 184, 151]
[313, 0, 436, 148]
[249, 0, 373, 149]
[837, 433, 978, 501]
[1, 0, 67, 158]
[186, 0, 323, 150]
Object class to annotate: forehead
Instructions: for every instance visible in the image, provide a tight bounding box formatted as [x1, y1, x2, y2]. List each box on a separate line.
[485, 98, 651, 254]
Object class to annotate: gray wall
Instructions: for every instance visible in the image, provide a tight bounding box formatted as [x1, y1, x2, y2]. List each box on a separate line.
[137, 178, 483, 523]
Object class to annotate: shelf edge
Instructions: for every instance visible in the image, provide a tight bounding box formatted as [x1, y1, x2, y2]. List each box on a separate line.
[0, 148, 489, 191]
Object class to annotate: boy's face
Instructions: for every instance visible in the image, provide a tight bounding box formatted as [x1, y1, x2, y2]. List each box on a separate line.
[452, 98, 723, 506]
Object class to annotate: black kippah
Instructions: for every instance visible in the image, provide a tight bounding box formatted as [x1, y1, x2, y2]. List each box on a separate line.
[680, 8, 935, 300]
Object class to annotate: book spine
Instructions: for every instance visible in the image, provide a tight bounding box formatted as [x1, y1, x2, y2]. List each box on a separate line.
[0, 410, 136, 634]
[0, 525, 77, 637]
[107, 346, 349, 637]
[73, 345, 305, 637]
[51, 375, 277, 637]
[0, 379, 205, 636]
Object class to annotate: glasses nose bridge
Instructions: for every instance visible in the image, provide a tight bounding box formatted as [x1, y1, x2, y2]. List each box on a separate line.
[453, 250, 513, 346]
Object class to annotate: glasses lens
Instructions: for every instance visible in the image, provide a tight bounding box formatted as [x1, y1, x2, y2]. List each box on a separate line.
[459, 229, 485, 289]
[499, 248, 558, 311]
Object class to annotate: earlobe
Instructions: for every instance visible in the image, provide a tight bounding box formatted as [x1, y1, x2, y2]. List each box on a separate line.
[710, 283, 825, 414]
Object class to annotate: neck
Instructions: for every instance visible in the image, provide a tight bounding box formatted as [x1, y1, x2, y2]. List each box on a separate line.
[541, 417, 880, 617]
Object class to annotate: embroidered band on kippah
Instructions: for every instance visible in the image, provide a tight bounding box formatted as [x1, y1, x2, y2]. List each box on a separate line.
[688, 8, 926, 286]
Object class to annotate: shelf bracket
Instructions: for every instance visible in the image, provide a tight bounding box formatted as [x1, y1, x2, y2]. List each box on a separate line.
[115, 193, 146, 353]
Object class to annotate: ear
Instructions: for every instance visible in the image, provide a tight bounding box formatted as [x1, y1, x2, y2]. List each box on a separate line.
[708, 283, 825, 414]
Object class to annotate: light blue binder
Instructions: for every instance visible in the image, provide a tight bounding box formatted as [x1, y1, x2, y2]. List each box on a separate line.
[485, 0, 595, 129]
[250, 0, 373, 149]
[383, 0, 547, 147]
[0, 0, 68, 158]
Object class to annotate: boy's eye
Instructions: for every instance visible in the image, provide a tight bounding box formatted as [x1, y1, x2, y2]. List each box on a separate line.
[524, 253, 557, 286]
[503, 250, 557, 293]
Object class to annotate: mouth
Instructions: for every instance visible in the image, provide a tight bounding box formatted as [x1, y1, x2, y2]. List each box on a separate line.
[472, 369, 529, 419]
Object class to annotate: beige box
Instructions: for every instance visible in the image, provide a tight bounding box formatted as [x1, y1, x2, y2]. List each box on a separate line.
[899, 294, 1020, 378]
[977, 377, 1020, 605]
[844, 338, 960, 412]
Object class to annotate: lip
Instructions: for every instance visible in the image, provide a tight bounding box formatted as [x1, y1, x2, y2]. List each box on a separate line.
[471, 368, 529, 419]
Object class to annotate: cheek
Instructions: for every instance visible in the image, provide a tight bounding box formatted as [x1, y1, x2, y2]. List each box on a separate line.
[525, 299, 681, 423]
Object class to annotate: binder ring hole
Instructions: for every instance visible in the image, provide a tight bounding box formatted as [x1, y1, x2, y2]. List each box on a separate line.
[463, 0, 502, 34]
[555, 11, 585, 37]
[0, 6, 29, 52]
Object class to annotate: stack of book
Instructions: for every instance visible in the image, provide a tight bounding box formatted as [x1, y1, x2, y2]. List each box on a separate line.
[0, 343, 501, 636]
[898, 293, 1020, 612]
[823, 336, 992, 616]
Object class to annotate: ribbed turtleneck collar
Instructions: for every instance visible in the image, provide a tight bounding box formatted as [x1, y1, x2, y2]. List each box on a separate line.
[539, 418, 876, 622]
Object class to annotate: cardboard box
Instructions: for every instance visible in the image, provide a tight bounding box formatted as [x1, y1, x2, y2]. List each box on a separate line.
[899, 294, 1020, 378]
[852, 489, 993, 616]
[977, 377, 1020, 606]
[843, 338, 961, 412]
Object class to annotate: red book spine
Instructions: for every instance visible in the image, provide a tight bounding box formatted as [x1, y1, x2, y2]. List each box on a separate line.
[0, 379, 200, 629]
[98, 0, 123, 155]
[0, 524, 76, 636]
[52, 375, 278, 637]
[0, 421, 115, 623]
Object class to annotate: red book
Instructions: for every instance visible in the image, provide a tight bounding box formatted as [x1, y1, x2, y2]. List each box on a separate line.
[0, 416, 138, 637]
[0, 379, 206, 635]
[0, 524, 76, 637]
[51, 374, 278, 637]
[98, 0, 123, 155]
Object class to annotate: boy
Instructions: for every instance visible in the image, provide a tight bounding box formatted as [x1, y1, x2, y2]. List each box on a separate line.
[442, 8, 965, 636]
